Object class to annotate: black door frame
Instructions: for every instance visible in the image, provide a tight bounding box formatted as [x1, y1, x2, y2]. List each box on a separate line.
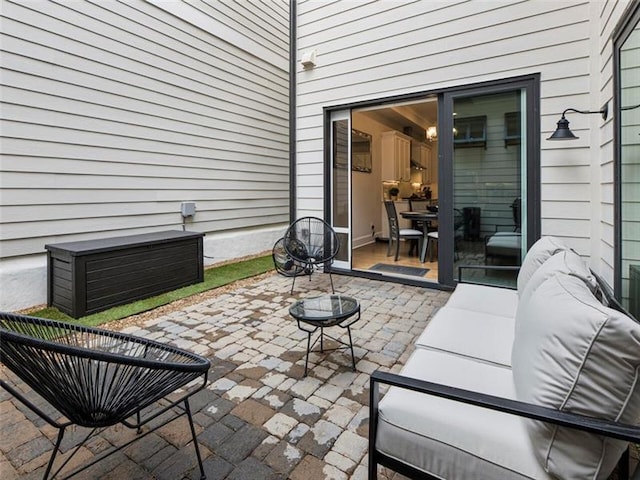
[613, 0, 640, 301]
[323, 74, 541, 289]
[439, 75, 541, 287]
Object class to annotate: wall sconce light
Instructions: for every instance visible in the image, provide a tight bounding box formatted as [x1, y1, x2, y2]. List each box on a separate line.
[426, 126, 437, 142]
[300, 50, 317, 68]
[547, 103, 608, 140]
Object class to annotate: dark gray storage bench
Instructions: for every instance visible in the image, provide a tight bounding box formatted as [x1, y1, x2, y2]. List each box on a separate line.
[45, 230, 204, 318]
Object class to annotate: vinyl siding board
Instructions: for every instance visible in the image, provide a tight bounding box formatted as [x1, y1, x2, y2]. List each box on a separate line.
[1, 0, 290, 258]
[295, 0, 634, 260]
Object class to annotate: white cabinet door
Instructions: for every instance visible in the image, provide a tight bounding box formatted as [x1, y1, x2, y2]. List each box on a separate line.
[412, 142, 432, 183]
[398, 138, 411, 181]
[424, 144, 433, 184]
[382, 131, 411, 181]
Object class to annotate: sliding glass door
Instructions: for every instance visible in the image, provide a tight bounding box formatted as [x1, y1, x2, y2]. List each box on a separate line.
[324, 76, 539, 287]
[615, 2, 640, 318]
[439, 77, 540, 287]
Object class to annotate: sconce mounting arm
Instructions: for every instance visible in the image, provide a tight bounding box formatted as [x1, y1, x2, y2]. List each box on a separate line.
[561, 104, 608, 121]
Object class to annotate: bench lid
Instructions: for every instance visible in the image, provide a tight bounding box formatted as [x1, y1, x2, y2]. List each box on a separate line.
[45, 230, 204, 255]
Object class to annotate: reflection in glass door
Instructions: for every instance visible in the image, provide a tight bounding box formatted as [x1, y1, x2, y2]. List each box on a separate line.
[330, 111, 351, 269]
[616, 4, 640, 319]
[440, 82, 536, 289]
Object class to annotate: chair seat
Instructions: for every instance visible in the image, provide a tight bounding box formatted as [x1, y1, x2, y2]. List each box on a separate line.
[422, 231, 438, 262]
[415, 306, 515, 367]
[377, 349, 552, 479]
[281, 217, 340, 293]
[399, 228, 423, 236]
[486, 232, 521, 258]
[0, 312, 211, 480]
[0, 314, 210, 428]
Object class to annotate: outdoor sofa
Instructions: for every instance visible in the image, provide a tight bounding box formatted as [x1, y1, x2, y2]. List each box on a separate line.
[369, 236, 640, 479]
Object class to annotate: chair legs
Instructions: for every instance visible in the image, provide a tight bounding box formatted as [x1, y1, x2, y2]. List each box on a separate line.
[385, 235, 402, 261]
[388, 236, 424, 262]
[43, 427, 66, 480]
[1, 379, 208, 480]
[290, 264, 335, 294]
[425, 236, 438, 262]
[185, 399, 206, 480]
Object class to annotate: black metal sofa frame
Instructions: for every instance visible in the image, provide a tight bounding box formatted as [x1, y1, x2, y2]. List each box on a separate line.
[368, 265, 640, 479]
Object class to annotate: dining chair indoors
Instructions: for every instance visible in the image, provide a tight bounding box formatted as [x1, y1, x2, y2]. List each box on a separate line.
[408, 198, 430, 211]
[384, 201, 424, 261]
[419, 208, 464, 263]
[283, 216, 340, 294]
[408, 198, 433, 232]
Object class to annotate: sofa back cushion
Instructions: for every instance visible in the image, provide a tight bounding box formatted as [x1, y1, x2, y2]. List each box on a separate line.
[517, 249, 597, 307]
[517, 236, 569, 295]
[512, 273, 640, 478]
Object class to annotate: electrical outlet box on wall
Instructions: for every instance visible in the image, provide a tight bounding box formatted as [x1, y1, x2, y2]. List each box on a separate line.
[181, 202, 196, 217]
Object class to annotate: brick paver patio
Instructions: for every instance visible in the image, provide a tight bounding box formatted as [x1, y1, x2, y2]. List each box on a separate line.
[0, 272, 450, 479]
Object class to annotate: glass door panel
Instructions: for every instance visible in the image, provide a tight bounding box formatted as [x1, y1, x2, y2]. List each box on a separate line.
[331, 112, 351, 268]
[618, 10, 640, 318]
[452, 90, 526, 288]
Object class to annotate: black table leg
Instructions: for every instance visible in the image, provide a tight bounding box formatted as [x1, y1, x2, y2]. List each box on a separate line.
[347, 326, 356, 371]
[304, 331, 312, 376]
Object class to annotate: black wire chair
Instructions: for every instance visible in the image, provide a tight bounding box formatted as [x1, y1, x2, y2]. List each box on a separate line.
[0, 312, 211, 480]
[272, 237, 311, 278]
[282, 217, 340, 294]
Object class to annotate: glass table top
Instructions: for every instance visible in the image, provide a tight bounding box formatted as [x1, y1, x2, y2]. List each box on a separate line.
[289, 294, 359, 322]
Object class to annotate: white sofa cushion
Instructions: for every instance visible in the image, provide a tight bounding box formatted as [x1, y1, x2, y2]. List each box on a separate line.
[517, 249, 598, 307]
[517, 236, 568, 295]
[377, 349, 553, 479]
[415, 306, 515, 367]
[512, 273, 640, 479]
[446, 282, 519, 319]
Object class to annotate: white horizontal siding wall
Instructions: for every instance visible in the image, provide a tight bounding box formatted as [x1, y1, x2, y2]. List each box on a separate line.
[295, 0, 632, 268]
[0, 0, 290, 310]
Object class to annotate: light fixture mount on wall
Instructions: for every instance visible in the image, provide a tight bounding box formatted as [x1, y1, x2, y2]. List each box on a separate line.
[547, 103, 608, 140]
[300, 50, 317, 68]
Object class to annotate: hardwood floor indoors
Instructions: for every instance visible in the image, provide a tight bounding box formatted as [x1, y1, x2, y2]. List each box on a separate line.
[352, 239, 438, 282]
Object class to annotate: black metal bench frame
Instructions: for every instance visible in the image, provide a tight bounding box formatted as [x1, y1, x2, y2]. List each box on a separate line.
[368, 264, 640, 480]
[369, 370, 639, 480]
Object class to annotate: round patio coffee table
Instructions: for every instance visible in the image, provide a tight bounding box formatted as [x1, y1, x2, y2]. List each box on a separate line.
[289, 294, 360, 376]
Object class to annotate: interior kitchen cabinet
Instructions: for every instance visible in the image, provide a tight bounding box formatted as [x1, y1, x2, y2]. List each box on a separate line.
[412, 141, 433, 184]
[381, 130, 411, 182]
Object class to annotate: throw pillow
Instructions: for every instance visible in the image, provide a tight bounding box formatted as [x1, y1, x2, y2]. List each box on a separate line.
[517, 236, 569, 295]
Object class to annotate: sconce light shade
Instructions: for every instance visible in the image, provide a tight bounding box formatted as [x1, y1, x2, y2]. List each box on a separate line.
[547, 116, 579, 140]
[547, 104, 608, 141]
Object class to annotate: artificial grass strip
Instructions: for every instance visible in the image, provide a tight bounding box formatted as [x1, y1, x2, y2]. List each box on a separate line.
[28, 255, 275, 327]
